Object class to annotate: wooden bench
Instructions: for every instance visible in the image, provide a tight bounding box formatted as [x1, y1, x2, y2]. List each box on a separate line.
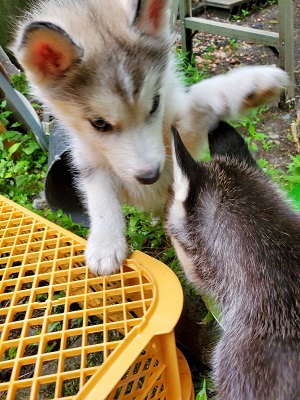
[172, 0, 294, 103]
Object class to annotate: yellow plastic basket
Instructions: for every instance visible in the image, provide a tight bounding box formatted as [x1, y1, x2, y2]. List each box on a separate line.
[0, 195, 194, 400]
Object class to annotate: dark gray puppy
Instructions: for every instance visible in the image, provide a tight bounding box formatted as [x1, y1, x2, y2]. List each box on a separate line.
[165, 121, 300, 400]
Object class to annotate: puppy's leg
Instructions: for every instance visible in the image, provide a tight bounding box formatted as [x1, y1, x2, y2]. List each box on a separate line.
[177, 66, 289, 149]
[81, 169, 127, 276]
[192, 65, 288, 117]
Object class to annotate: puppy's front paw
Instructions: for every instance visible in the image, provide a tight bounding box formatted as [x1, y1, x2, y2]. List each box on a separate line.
[229, 66, 290, 114]
[85, 231, 127, 276]
[188, 66, 290, 125]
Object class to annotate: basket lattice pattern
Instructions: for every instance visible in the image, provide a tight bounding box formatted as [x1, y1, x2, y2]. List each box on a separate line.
[0, 198, 155, 399]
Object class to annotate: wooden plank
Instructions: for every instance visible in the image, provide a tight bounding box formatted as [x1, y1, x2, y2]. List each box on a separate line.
[170, 0, 181, 27]
[185, 17, 279, 47]
[179, 0, 193, 53]
[205, 0, 246, 9]
[278, 0, 294, 101]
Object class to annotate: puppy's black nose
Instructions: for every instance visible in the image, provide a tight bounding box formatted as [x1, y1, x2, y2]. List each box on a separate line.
[136, 168, 160, 185]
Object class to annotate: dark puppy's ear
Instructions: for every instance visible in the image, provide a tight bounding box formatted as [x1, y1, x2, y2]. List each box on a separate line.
[209, 121, 258, 168]
[133, 0, 170, 36]
[16, 21, 83, 84]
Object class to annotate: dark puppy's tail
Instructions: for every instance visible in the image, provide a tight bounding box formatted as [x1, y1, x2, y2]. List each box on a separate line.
[208, 121, 258, 168]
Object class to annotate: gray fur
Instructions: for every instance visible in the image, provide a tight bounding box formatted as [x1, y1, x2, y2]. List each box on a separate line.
[165, 122, 300, 400]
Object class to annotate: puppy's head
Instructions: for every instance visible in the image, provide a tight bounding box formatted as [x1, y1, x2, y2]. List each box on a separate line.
[11, 0, 173, 185]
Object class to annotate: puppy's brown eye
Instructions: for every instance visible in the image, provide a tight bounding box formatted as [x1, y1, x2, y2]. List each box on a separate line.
[90, 118, 113, 132]
[150, 94, 160, 115]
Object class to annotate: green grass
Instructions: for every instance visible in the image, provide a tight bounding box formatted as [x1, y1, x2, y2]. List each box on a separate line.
[175, 49, 209, 85]
[0, 100, 47, 205]
[230, 106, 300, 197]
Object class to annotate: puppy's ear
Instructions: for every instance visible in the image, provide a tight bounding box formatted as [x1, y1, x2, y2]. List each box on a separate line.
[209, 121, 258, 168]
[14, 22, 83, 85]
[133, 0, 171, 36]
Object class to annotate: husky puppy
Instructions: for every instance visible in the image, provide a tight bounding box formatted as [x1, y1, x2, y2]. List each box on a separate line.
[165, 121, 300, 400]
[11, 0, 289, 275]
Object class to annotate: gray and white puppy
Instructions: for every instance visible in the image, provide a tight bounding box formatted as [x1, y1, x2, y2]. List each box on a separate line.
[11, 0, 289, 275]
[165, 121, 300, 400]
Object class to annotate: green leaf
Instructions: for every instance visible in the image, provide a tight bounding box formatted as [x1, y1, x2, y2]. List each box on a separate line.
[15, 175, 28, 187]
[8, 142, 21, 155]
[10, 122, 21, 128]
[285, 175, 300, 184]
[8, 347, 17, 360]
[48, 321, 62, 333]
[45, 341, 57, 353]
[36, 293, 48, 302]
[202, 310, 215, 323]
[201, 295, 224, 329]
[254, 133, 268, 140]
[288, 183, 300, 210]
[248, 123, 256, 136]
[196, 379, 208, 400]
[23, 141, 40, 155]
[3, 130, 21, 140]
[53, 290, 66, 300]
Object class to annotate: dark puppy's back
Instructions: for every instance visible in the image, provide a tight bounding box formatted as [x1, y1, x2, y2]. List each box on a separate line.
[168, 122, 300, 400]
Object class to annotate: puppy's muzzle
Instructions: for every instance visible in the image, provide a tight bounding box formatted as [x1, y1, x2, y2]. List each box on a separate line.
[135, 168, 160, 185]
